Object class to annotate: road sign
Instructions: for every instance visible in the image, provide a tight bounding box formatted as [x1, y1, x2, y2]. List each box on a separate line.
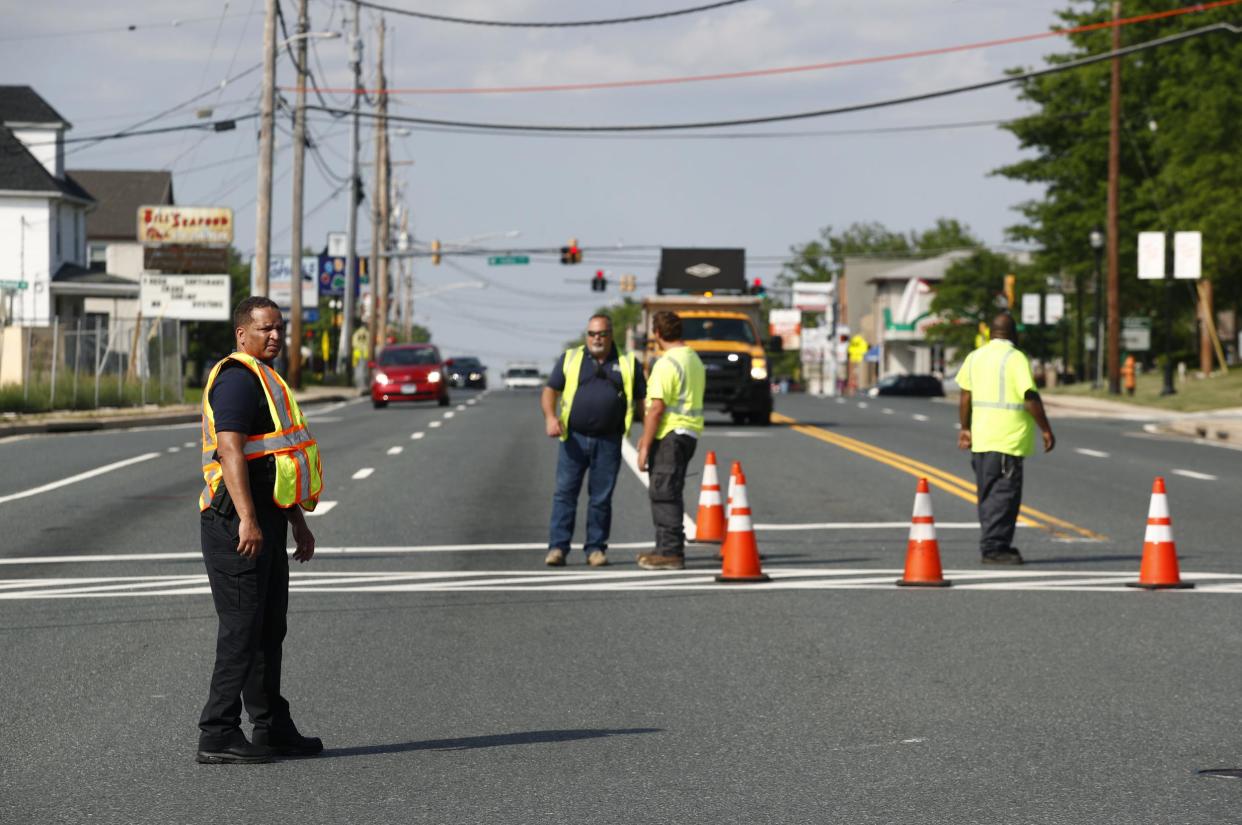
[1123, 317, 1152, 351]
[1174, 231, 1202, 280]
[139, 274, 231, 321]
[327, 232, 348, 257]
[1138, 232, 1165, 280]
[1021, 293, 1041, 325]
[0, 280, 28, 291]
[487, 255, 530, 266]
[1045, 293, 1065, 324]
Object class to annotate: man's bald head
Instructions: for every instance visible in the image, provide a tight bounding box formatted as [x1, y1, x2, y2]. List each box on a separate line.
[990, 312, 1016, 340]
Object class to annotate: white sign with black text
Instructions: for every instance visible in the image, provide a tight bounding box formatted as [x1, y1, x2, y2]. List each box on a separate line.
[140, 274, 231, 321]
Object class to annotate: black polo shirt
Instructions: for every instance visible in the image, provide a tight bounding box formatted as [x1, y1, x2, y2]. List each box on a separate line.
[547, 345, 645, 439]
[208, 360, 277, 502]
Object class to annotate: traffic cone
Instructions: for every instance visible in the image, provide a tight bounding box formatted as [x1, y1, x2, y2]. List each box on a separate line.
[718, 461, 743, 558]
[1127, 477, 1194, 590]
[716, 467, 770, 583]
[896, 478, 951, 587]
[693, 452, 727, 544]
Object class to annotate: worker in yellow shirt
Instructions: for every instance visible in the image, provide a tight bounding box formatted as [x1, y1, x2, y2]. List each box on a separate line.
[955, 312, 1055, 565]
[636, 310, 706, 571]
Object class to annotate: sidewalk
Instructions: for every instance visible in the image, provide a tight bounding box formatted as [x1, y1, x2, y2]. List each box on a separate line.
[0, 384, 361, 439]
[1039, 391, 1242, 445]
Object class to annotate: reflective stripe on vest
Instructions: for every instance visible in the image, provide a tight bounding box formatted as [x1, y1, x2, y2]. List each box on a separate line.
[970, 344, 1025, 411]
[657, 350, 704, 419]
[199, 352, 323, 512]
[558, 346, 637, 440]
[653, 346, 706, 438]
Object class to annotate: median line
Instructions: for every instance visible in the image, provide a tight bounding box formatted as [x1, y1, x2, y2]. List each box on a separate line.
[772, 412, 1103, 541]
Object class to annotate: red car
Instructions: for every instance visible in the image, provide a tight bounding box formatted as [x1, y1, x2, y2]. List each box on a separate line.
[370, 344, 451, 408]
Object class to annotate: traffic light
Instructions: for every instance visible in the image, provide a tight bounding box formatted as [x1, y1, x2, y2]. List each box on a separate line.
[749, 278, 766, 297]
[431, 239, 441, 265]
[561, 237, 582, 264]
[591, 270, 607, 292]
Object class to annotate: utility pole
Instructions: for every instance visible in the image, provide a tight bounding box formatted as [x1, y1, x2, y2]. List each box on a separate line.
[336, 2, 362, 374]
[1105, 0, 1122, 394]
[253, 0, 279, 297]
[367, 18, 389, 360]
[287, 0, 310, 388]
[401, 204, 412, 341]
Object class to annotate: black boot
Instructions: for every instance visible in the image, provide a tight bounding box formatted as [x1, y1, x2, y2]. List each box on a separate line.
[252, 724, 324, 757]
[196, 731, 273, 764]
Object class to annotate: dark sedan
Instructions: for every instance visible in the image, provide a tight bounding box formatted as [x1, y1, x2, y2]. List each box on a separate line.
[868, 374, 945, 397]
[445, 356, 487, 389]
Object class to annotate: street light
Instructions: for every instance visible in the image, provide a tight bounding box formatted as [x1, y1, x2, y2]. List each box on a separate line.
[1090, 228, 1104, 389]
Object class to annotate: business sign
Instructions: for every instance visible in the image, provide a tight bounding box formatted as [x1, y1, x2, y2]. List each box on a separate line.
[143, 245, 229, 274]
[1137, 231, 1165, 280]
[253, 255, 318, 311]
[138, 206, 233, 246]
[768, 308, 801, 350]
[792, 281, 833, 312]
[1174, 231, 1202, 280]
[139, 274, 230, 321]
[317, 254, 368, 297]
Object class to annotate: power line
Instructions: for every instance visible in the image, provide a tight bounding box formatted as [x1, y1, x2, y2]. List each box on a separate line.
[351, 0, 753, 28]
[303, 23, 1241, 134]
[285, 0, 1242, 97]
[0, 10, 265, 42]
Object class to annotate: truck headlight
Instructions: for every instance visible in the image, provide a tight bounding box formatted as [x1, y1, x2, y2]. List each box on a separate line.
[750, 365, 768, 381]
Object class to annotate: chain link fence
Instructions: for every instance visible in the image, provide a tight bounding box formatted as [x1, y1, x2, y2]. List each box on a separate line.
[0, 317, 184, 413]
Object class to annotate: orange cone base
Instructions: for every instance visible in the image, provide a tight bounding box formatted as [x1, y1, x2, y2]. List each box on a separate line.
[715, 572, 771, 583]
[1125, 580, 1194, 590]
[896, 578, 952, 588]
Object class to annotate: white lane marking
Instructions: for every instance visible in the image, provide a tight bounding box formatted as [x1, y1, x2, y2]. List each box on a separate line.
[882, 408, 895, 415]
[1173, 468, 1218, 481]
[166, 446, 180, 453]
[835, 398, 846, 404]
[467, 399, 478, 406]
[306, 416, 343, 423]
[387, 446, 403, 456]
[456, 404, 467, 411]
[411, 432, 425, 440]
[702, 432, 773, 438]
[0, 452, 161, 506]
[443, 411, 455, 419]
[912, 414, 929, 422]
[305, 400, 350, 417]
[753, 522, 1026, 531]
[1075, 448, 1111, 458]
[857, 402, 869, 409]
[305, 501, 337, 516]
[2, 568, 1240, 600]
[429, 421, 442, 429]
[183, 441, 196, 448]
[351, 467, 374, 480]
[618, 438, 698, 539]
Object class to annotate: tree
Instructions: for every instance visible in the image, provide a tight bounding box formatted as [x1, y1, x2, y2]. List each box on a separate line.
[928, 249, 1042, 352]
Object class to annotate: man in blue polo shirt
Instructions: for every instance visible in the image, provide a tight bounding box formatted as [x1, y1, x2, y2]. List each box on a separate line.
[541, 314, 645, 567]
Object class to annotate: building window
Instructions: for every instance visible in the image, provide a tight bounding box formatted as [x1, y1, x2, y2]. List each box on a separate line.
[88, 242, 108, 269]
[55, 206, 62, 258]
[75, 211, 82, 262]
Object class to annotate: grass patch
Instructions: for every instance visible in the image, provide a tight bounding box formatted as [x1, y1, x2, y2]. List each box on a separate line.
[1047, 368, 1242, 412]
[0, 375, 189, 414]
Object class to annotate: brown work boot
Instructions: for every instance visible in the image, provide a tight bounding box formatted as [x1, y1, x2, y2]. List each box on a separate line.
[636, 553, 685, 571]
[545, 548, 567, 567]
[587, 550, 608, 567]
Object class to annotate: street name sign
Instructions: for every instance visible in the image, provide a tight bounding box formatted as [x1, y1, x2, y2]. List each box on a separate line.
[487, 255, 530, 266]
[0, 280, 28, 290]
[140, 274, 230, 321]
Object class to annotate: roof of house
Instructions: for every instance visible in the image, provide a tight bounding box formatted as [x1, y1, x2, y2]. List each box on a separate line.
[67, 169, 174, 240]
[0, 86, 69, 127]
[0, 125, 94, 202]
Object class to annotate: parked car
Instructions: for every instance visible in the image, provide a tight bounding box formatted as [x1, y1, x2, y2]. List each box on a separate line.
[445, 356, 487, 389]
[371, 344, 450, 408]
[868, 374, 945, 397]
[503, 363, 544, 390]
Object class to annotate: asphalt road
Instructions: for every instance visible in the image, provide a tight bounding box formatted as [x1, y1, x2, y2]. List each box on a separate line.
[2, 388, 1241, 824]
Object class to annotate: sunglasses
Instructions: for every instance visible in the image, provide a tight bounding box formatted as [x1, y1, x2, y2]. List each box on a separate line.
[586, 330, 612, 338]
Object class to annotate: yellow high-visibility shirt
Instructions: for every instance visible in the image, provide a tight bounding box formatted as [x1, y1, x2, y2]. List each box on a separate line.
[647, 345, 706, 440]
[955, 339, 1036, 457]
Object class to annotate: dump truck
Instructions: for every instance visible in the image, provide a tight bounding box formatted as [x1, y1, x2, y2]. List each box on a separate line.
[639, 248, 779, 425]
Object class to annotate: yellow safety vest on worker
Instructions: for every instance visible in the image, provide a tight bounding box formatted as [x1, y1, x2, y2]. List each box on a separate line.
[954, 339, 1037, 457]
[558, 346, 637, 441]
[648, 345, 706, 439]
[199, 352, 323, 512]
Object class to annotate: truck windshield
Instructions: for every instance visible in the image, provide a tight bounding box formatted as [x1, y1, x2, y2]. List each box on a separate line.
[681, 317, 757, 344]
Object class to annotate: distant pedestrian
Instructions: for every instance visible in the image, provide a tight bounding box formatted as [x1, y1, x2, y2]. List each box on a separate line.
[636, 311, 706, 571]
[955, 312, 1055, 565]
[541, 314, 645, 567]
[196, 296, 324, 764]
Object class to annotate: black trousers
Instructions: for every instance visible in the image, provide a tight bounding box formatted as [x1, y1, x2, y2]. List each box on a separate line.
[972, 451, 1024, 555]
[198, 502, 293, 744]
[649, 434, 698, 555]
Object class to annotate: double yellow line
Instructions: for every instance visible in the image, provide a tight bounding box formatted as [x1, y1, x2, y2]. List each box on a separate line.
[771, 412, 1103, 541]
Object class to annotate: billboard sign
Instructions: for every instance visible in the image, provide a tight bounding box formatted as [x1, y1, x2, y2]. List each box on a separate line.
[316, 254, 368, 297]
[792, 281, 833, 312]
[253, 256, 318, 311]
[143, 245, 229, 274]
[139, 206, 233, 246]
[657, 248, 746, 295]
[768, 308, 801, 350]
[139, 273, 231, 321]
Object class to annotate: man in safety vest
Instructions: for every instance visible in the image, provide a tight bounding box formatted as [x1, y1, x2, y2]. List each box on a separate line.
[196, 296, 324, 764]
[636, 310, 706, 571]
[956, 312, 1056, 565]
[541, 313, 645, 568]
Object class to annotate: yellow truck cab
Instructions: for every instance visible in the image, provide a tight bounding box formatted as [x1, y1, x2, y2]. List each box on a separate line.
[640, 249, 778, 425]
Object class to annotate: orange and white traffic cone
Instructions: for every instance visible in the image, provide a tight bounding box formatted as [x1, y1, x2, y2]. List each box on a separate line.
[716, 467, 770, 583]
[896, 478, 951, 587]
[718, 461, 743, 558]
[693, 451, 727, 544]
[1127, 476, 1193, 590]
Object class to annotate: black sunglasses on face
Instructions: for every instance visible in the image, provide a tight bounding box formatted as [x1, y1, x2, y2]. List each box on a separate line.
[586, 330, 611, 338]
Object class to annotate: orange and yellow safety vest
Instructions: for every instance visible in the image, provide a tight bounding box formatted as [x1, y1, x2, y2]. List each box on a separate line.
[199, 352, 323, 512]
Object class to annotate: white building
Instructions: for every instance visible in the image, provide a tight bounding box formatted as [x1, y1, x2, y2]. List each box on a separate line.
[867, 251, 972, 377]
[0, 86, 98, 328]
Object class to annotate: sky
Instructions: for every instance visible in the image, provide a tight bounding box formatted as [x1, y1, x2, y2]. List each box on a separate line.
[4, 0, 1088, 372]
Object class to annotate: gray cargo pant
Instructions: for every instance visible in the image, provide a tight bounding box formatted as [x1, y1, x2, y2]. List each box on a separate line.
[972, 451, 1024, 556]
[649, 433, 698, 556]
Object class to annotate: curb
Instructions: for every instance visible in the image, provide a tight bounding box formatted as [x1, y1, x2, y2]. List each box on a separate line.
[0, 393, 356, 440]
